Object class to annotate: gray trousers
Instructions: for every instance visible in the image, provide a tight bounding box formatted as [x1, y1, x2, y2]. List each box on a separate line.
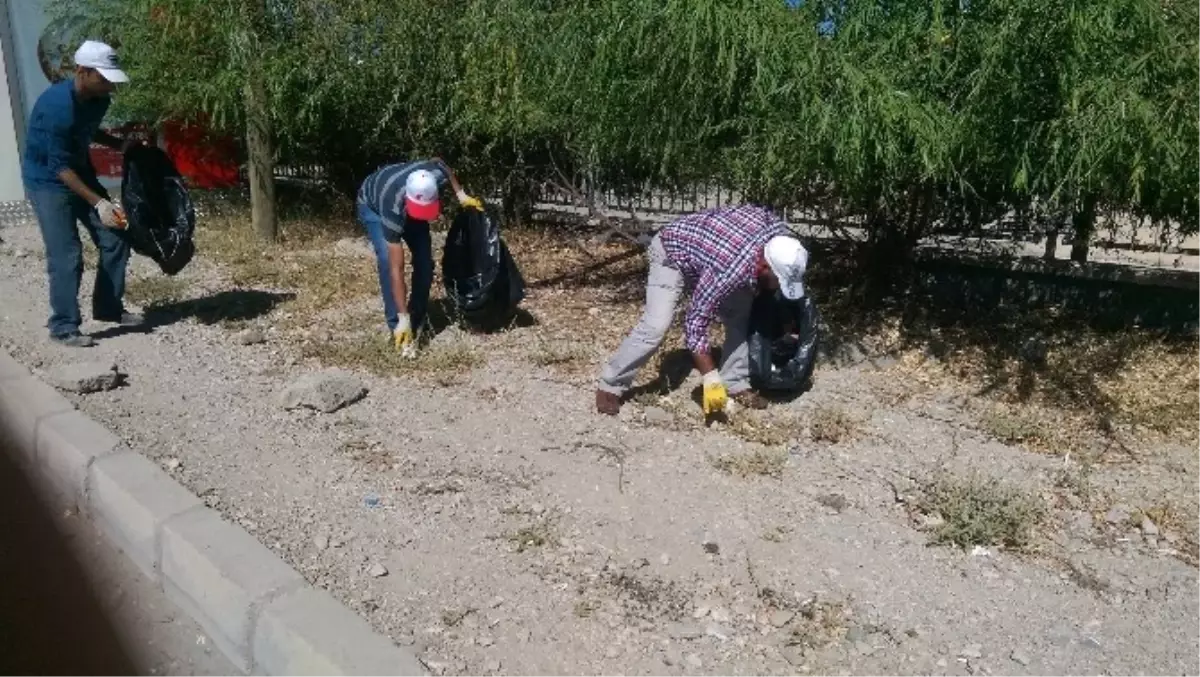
[598, 234, 752, 396]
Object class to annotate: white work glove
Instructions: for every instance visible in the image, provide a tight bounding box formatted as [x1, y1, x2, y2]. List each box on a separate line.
[95, 199, 126, 229]
[393, 314, 417, 359]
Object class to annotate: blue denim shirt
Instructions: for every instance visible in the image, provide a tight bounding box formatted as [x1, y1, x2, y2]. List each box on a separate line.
[21, 79, 111, 191]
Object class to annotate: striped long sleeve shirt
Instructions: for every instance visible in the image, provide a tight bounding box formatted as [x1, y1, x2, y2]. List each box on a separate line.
[659, 205, 788, 354]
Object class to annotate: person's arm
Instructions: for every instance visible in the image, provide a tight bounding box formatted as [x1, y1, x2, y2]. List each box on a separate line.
[56, 168, 104, 207]
[387, 241, 408, 316]
[93, 128, 123, 151]
[424, 157, 480, 208]
[684, 270, 726, 375]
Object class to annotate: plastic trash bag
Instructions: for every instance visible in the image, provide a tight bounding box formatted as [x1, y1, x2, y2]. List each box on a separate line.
[120, 145, 196, 276]
[747, 292, 820, 392]
[441, 204, 526, 329]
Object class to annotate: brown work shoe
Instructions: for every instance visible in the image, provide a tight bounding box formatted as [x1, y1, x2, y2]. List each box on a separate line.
[732, 390, 769, 410]
[596, 389, 622, 416]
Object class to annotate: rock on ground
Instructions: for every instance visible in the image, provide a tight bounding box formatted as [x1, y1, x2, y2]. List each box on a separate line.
[235, 327, 266, 345]
[45, 362, 123, 393]
[279, 369, 367, 413]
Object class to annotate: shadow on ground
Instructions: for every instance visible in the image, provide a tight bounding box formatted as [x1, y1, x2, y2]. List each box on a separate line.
[144, 289, 296, 327]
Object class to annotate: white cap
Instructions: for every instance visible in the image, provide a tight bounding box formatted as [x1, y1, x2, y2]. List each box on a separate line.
[404, 169, 442, 221]
[764, 235, 808, 300]
[74, 40, 129, 83]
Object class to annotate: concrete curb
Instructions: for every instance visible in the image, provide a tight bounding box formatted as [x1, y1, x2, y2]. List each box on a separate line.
[0, 349, 425, 676]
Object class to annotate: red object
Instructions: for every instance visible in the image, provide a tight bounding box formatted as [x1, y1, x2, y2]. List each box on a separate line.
[160, 121, 241, 189]
[86, 119, 241, 189]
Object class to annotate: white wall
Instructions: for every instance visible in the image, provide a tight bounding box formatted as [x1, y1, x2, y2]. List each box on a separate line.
[0, 0, 24, 202]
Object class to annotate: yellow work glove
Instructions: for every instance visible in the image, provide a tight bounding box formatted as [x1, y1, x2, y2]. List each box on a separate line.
[457, 191, 483, 211]
[393, 314, 416, 359]
[701, 371, 728, 416]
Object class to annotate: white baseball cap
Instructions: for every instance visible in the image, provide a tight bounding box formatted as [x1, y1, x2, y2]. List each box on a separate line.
[74, 40, 129, 83]
[764, 235, 808, 300]
[404, 169, 441, 221]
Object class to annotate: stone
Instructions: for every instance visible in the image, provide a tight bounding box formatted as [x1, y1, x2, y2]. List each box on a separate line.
[604, 645, 622, 659]
[644, 406, 673, 425]
[781, 646, 806, 666]
[488, 596, 505, 609]
[1105, 505, 1132, 525]
[367, 562, 388, 578]
[960, 644, 983, 659]
[46, 361, 123, 393]
[313, 534, 329, 551]
[769, 609, 796, 628]
[1140, 517, 1159, 536]
[669, 622, 704, 640]
[280, 369, 367, 413]
[166, 457, 182, 470]
[685, 653, 703, 669]
[236, 327, 267, 345]
[1081, 636, 1101, 650]
[477, 635, 494, 647]
[920, 513, 947, 529]
[663, 647, 684, 666]
[845, 626, 868, 643]
[660, 553, 671, 566]
[709, 607, 732, 623]
[1010, 649, 1031, 666]
[705, 624, 732, 641]
[484, 659, 502, 673]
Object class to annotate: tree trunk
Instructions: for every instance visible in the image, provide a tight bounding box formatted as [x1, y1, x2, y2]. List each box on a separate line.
[1070, 194, 1097, 263]
[244, 69, 276, 241]
[242, 1, 276, 241]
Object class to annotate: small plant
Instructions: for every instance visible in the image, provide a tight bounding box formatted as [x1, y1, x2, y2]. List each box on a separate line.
[506, 520, 556, 552]
[711, 449, 787, 478]
[574, 599, 600, 618]
[919, 475, 1046, 551]
[979, 406, 1053, 447]
[810, 405, 862, 444]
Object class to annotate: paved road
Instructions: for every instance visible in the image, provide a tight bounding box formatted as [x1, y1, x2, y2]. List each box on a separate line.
[0, 441, 238, 676]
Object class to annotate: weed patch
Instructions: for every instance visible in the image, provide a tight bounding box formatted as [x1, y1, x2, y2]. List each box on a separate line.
[919, 475, 1045, 551]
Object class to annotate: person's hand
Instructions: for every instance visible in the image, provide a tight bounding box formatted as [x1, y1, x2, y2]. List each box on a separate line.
[701, 371, 728, 416]
[456, 189, 483, 211]
[393, 314, 416, 358]
[94, 199, 126, 229]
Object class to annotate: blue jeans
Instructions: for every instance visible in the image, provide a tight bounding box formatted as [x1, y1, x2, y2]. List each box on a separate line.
[356, 201, 433, 332]
[27, 187, 130, 336]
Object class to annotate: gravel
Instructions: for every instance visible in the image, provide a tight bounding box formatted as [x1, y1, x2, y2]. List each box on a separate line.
[0, 222, 1196, 677]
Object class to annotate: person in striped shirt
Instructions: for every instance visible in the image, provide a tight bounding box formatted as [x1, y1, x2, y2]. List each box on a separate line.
[356, 158, 482, 356]
[596, 204, 809, 417]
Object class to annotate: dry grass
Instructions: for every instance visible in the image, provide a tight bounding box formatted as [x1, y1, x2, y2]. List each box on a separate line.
[529, 337, 593, 368]
[124, 274, 193, 306]
[505, 519, 557, 553]
[976, 403, 1075, 454]
[778, 597, 851, 655]
[301, 331, 484, 377]
[727, 411, 804, 447]
[919, 474, 1046, 551]
[710, 449, 788, 478]
[810, 405, 863, 444]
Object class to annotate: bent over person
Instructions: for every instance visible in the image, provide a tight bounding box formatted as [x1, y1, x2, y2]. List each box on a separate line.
[356, 158, 481, 356]
[595, 204, 809, 417]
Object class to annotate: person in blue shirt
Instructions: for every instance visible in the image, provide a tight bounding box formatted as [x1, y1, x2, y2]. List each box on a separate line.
[21, 40, 143, 348]
[356, 158, 482, 356]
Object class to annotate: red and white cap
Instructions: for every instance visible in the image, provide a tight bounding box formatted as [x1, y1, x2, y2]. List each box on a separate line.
[404, 169, 441, 222]
[74, 40, 129, 83]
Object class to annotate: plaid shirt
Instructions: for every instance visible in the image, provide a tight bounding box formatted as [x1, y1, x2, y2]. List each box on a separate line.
[659, 205, 787, 353]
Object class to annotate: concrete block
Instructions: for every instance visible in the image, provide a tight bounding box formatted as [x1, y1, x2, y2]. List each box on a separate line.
[0, 375, 74, 459]
[161, 507, 303, 671]
[87, 451, 201, 579]
[253, 587, 425, 676]
[0, 350, 27, 381]
[36, 410, 121, 504]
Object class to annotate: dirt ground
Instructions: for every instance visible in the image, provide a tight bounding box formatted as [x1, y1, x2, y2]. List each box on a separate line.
[1, 211, 1197, 676]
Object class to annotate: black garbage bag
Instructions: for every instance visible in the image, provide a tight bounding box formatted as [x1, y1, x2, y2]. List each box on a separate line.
[120, 145, 196, 276]
[441, 204, 526, 329]
[747, 292, 820, 392]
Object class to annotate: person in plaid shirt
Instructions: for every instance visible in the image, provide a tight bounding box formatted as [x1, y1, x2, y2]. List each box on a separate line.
[596, 204, 809, 417]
